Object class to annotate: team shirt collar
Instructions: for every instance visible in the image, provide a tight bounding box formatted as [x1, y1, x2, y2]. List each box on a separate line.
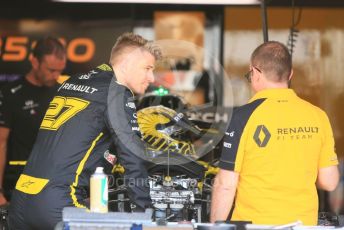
[249, 88, 297, 103]
[100, 63, 135, 96]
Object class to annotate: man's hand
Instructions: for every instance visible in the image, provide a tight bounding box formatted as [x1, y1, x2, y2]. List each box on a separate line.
[0, 192, 8, 206]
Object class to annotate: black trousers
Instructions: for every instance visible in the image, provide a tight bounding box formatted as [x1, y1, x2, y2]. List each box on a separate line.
[9, 185, 87, 230]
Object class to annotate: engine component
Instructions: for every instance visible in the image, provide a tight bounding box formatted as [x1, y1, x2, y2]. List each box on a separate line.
[148, 174, 202, 222]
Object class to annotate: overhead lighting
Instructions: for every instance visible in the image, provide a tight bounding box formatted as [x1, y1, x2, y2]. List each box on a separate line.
[52, 0, 260, 5]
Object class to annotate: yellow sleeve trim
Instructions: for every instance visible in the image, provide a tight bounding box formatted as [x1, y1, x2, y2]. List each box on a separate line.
[15, 174, 49, 195]
[9, 161, 27, 166]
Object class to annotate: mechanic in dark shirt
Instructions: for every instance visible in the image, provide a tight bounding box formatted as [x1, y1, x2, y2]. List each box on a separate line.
[0, 37, 66, 205]
[9, 32, 162, 229]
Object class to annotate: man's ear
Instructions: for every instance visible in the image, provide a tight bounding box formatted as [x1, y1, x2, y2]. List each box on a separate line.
[254, 68, 261, 83]
[30, 56, 39, 70]
[287, 69, 293, 88]
[288, 69, 293, 81]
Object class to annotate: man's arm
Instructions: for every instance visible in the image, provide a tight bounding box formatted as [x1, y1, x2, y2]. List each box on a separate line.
[106, 82, 151, 209]
[317, 165, 339, 191]
[210, 169, 239, 223]
[0, 127, 10, 205]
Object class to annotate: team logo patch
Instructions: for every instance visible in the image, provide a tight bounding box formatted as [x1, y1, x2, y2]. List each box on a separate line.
[11, 84, 22, 94]
[126, 102, 136, 109]
[104, 150, 117, 165]
[22, 100, 39, 114]
[253, 125, 271, 147]
[223, 142, 232, 148]
[78, 70, 98, 80]
[225, 131, 235, 137]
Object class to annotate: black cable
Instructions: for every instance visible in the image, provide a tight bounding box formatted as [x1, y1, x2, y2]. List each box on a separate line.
[261, 0, 269, 42]
[287, 0, 302, 60]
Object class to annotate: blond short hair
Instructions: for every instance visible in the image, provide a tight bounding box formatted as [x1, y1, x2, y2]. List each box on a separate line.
[109, 32, 162, 65]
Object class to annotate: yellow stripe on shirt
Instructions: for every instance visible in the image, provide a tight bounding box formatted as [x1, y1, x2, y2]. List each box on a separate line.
[70, 132, 103, 208]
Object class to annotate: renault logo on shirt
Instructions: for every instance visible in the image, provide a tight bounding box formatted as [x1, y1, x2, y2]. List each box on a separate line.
[253, 125, 271, 147]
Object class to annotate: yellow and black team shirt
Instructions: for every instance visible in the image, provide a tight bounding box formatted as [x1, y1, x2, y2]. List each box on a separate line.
[0, 78, 58, 166]
[0, 77, 60, 200]
[15, 63, 151, 208]
[219, 88, 338, 226]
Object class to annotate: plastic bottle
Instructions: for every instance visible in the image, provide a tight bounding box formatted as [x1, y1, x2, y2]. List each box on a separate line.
[90, 167, 108, 213]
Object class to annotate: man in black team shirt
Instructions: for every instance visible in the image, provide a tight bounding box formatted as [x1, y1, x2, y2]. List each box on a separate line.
[0, 37, 66, 205]
[9, 32, 162, 229]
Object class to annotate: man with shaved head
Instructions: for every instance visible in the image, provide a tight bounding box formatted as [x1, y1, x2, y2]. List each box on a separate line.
[211, 41, 339, 225]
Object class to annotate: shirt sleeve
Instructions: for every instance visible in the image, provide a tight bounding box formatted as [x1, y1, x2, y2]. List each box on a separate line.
[0, 88, 12, 128]
[219, 112, 246, 172]
[105, 82, 148, 160]
[105, 79, 151, 209]
[219, 98, 266, 172]
[318, 110, 338, 168]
